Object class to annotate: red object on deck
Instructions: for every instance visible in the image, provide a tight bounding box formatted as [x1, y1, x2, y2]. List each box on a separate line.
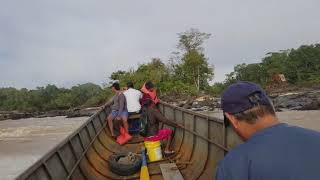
[144, 128, 172, 142]
[116, 127, 132, 145]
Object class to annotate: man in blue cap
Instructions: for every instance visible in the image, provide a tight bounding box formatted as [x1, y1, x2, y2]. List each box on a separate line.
[216, 81, 320, 180]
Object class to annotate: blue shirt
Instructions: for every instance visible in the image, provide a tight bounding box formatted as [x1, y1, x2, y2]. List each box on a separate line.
[215, 123, 320, 180]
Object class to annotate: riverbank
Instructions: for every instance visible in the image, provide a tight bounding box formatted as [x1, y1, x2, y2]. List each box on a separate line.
[1, 86, 320, 121]
[0, 107, 100, 121]
[162, 87, 320, 112]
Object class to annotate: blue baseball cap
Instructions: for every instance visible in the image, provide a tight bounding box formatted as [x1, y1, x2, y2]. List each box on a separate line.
[221, 81, 272, 114]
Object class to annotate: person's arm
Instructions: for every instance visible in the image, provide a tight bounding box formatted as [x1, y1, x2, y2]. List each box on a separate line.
[151, 108, 183, 128]
[101, 97, 113, 109]
[118, 93, 125, 114]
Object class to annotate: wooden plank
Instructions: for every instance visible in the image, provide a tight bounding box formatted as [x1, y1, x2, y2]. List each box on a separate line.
[160, 163, 184, 180]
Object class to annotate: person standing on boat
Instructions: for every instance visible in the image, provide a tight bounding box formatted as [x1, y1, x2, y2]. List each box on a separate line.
[215, 81, 320, 180]
[123, 81, 142, 115]
[103, 82, 129, 138]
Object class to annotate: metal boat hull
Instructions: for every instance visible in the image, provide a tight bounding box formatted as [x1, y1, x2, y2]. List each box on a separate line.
[17, 102, 242, 180]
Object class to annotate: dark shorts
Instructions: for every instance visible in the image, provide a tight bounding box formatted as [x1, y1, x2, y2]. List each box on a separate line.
[110, 110, 128, 119]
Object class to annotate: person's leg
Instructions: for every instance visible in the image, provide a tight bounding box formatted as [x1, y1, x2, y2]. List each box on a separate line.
[120, 111, 129, 133]
[158, 129, 174, 153]
[122, 116, 129, 133]
[107, 112, 116, 137]
[165, 133, 173, 152]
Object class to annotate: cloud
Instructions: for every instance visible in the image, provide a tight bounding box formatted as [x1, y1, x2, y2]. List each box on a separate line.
[1, 0, 320, 89]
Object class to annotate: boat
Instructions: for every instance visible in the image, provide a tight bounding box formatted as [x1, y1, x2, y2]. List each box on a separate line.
[16, 101, 242, 180]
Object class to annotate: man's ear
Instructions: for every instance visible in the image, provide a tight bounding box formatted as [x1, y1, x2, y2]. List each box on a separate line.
[225, 113, 239, 129]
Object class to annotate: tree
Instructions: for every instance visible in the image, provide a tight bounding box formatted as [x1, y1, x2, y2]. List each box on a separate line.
[222, 43, 320, 89]
[174, 29, 214, 91]
[178, 28, 211, 52]
[109, 58, 170, 91]
[285, 44, 320, 83]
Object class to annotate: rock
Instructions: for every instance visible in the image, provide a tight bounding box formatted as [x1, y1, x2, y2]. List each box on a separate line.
[182, 104, 192, 109]
[195, 96, 206, 102]
[299, 100, 320, 110]
[177, 102, 185, 107]
[10, 112, 33, 120]
[0, 111, 33, 120]
[192, 101, 204, 109]
[272, 90, 320, 111]
[191, 106, 213, 112]
[66, 107, 99, 118]
[0, 106, 98, 121]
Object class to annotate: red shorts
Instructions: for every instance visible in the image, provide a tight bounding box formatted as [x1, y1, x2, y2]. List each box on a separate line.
[144, 128, 173, 141]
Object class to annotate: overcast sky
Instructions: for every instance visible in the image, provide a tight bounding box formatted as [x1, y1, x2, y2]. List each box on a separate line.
[1, 0, 320, 89]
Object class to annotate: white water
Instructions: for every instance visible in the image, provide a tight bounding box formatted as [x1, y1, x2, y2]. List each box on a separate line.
[0, 116, 88, 180]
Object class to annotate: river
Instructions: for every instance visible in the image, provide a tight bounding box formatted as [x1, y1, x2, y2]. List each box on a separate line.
[0, 116, 88, 180]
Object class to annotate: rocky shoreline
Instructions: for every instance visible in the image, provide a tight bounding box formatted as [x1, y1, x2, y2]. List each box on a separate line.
[0, 107, 100, 121]
[164, 89, 320, 112]
[1, 88, 320, 121]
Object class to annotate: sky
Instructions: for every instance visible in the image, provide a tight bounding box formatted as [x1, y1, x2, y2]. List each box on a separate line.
[1, 0, 320, 89]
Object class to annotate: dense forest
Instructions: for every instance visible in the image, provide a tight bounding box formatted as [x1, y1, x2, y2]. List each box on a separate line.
[0, 83, 111, 112]
[219, 44, 320, 91]
[1, 29, 319, 112]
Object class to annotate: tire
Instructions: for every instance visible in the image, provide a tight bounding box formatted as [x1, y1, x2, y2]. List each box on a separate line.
[108, 152, 142, 176]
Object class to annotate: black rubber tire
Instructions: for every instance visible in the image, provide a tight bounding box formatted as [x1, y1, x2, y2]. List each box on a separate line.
[108, 152, 142, 176]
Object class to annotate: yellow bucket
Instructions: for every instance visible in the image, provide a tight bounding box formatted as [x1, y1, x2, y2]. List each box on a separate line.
[144, 140, 162, 162]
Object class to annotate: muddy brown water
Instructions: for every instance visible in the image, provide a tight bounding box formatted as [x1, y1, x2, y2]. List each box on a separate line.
[0, 116, 88, 180]
[1, 111, 320, 179]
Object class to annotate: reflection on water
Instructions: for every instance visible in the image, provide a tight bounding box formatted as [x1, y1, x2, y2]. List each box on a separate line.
[0, 116, 88, 180]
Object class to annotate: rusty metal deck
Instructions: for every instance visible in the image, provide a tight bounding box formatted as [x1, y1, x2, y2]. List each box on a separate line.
[16, 102, 242, 180]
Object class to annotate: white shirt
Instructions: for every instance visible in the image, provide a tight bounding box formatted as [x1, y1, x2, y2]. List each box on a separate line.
[123, 88, 142, 113]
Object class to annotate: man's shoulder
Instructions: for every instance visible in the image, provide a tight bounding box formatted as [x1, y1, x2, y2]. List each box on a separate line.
[132, 88, 142, 94]
[118, 93, 125, 98]
[124, 88, 141, 95]
[269, 123, 320, 141]
[287, 124, 320, 136]
[216, 144, 251, 179]
[222, 143, 250, 164]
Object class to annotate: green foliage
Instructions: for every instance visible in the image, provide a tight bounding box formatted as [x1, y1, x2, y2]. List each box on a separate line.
[173, 29, 214, 91]
[223, 44, 320, 90]
[224, 63, 265, 86]
[109, 29, 214, 95]
[285, 44, 320, 83]
[177, 28, 211, 52]
[159, 80, 198, 96]
[173, 50, 214, 90]
[110, 58, 170, 90]
[207, 82, 227, 96]
[0, 83, 112, 112]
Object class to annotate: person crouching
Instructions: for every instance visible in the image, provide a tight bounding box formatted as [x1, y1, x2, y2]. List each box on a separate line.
[143, 99, 184, 155]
